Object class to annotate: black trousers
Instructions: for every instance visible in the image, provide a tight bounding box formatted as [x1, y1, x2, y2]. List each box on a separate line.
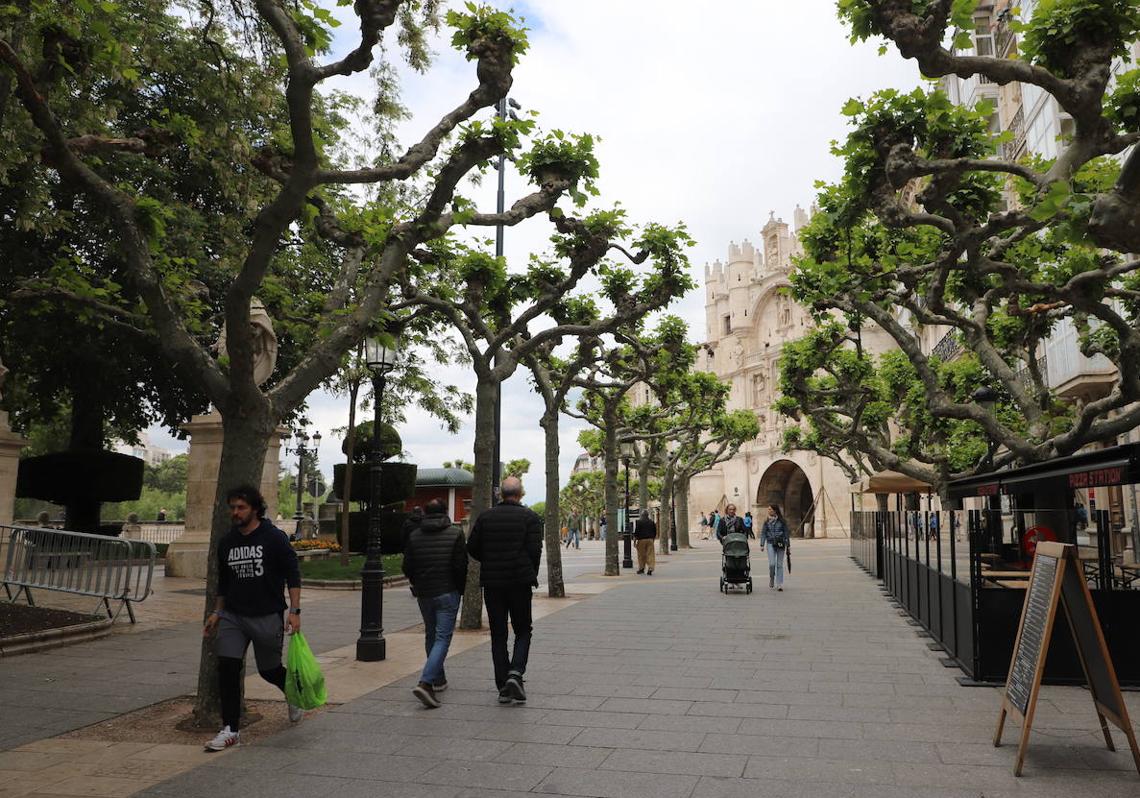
[483, 584, 533, 689]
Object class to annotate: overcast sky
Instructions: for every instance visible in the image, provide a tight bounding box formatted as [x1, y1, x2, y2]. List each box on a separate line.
[148, 0, 923, 491]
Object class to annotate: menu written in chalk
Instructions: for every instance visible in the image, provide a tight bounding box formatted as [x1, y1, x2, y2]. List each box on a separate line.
[994, 542, 1140, 778]
[1005, 553, 1057, 715]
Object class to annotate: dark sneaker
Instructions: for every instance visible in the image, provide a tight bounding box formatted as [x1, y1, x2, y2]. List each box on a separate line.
[413, 682, 441, 709]
[432, 680, 448, 693]
[636, 569, 644, 574]
[647, 570, 653, 575]
[778, 586, 784, 592]
[498, 686, 513, 704]
[505, 672, 527, 703]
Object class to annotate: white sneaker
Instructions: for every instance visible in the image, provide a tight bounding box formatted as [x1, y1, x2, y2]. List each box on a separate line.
[205, 726, 239, 751]
[288, 703, 304, 723]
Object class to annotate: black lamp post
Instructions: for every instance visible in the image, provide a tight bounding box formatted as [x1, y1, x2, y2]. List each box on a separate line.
[620, 441, 635, 570]
[356, 334, 399, 662]
[291, 429, 321, 540]
[491, 95, 522, 503]
[971, 386, 999, 472]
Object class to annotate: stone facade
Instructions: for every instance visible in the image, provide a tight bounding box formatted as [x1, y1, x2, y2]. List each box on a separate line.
[687, 209, 892, 538]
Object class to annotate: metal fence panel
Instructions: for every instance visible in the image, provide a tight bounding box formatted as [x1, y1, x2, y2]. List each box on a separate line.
[1, 524, 155, 623]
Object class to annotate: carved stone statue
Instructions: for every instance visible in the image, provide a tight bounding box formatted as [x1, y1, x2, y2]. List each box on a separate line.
[753, 371, 767, 404]
[216, 298, 278, 386]
[732, 339, 744, 368]
[778, 294, 792, 328]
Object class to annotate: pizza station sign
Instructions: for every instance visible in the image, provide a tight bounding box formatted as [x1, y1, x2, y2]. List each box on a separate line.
[1068, 466, 1126, 489]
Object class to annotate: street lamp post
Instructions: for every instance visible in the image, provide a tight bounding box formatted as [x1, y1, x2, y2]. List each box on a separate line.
[491, 96, 522, 502]
[971, 385, 1001, 550]
[356, 334, 399, 662]
[620, 441, 635, 570]
[291, 429, 321, 540]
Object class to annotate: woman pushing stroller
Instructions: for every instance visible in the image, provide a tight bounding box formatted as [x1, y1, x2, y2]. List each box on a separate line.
[759, 505, 790, 591]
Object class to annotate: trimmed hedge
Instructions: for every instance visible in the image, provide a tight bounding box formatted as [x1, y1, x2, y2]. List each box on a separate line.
[17, 451, 144, 503]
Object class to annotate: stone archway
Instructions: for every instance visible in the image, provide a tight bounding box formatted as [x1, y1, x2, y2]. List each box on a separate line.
[756, 460, 815, 538]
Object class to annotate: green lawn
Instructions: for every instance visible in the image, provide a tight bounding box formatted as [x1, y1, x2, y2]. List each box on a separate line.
[299, 553, 403, 581]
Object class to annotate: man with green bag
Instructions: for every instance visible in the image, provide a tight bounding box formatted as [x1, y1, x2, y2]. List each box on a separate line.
[202, 485, 304, 751]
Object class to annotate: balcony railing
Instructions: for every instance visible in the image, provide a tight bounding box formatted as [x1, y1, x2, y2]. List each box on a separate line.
[931, 331, 962, 361]
[1001, 106, 1026, 161]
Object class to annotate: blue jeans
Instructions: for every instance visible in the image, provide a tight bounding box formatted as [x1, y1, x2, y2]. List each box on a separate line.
[766, 546, 785, 587]
[417, 591, 460, 686]
[567, 529, 579, 548]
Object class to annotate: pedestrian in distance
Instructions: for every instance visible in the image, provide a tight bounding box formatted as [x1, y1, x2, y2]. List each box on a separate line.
[709, 510, 721, 541]
[743, 511, 753, 535]
[759, 504, 790, 591]
[467, 476, 543, 705]
[402, 498, 468, 709]
[699, 512, 708, 540]
[202, 485, 303, 751]
[634, 511, 657, 575]
[401, 505, 424, 550]
[714, 503, 745, 543]
[566, 514, 580, 549]
[157, 507, 167, 522]
[599, 514, 607, 541]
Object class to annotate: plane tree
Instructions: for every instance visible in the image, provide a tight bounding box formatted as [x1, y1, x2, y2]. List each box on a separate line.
[778, 0, 1140, 495]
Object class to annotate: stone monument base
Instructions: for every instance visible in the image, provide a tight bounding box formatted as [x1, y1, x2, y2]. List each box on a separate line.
[0, 411, 28, 526]
[165, 411, 284, 578]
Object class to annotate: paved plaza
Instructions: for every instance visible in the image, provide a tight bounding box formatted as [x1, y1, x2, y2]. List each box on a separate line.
[1, 540, 1138, 797]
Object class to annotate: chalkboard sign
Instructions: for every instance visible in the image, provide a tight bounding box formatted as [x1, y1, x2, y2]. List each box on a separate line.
[1004, 552, 1057, 715]
[993, 543, 1140, 777]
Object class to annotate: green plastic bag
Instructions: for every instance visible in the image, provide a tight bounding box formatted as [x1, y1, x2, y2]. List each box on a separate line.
[285, 631, 327, 710]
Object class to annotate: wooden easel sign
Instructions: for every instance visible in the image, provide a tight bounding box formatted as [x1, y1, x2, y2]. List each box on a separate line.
[994, 542, 1140, 776]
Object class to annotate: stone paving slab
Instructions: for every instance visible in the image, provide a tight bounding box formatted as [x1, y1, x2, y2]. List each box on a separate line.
[8, 539, 1140, 797]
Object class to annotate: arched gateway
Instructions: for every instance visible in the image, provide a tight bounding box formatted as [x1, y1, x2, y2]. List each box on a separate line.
[756, 459, 814, 538]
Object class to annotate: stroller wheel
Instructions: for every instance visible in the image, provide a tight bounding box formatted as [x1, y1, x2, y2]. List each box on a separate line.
[746, 583, 753, 594]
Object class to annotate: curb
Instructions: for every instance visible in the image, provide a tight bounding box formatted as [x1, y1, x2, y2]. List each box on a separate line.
[0, 617, 114, 657]
[304, 575, 409, 590]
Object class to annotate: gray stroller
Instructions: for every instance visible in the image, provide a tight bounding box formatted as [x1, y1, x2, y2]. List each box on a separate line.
[719, 531, 753, 594]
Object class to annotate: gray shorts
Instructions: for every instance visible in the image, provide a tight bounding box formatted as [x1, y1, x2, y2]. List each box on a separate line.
[215, 610, 284, 671]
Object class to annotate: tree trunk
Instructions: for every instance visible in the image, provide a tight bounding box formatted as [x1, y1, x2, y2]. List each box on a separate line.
[540, 410, 566, 597]
[192, 399, 275, 727]
[676, 473, 692, 548]
[658, 461, 674, 556]
[603, 412, 620, 576]
[459, 375, 496, 629]
[340, 377, 360, 567]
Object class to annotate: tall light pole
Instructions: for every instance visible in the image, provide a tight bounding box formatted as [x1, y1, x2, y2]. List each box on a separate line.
[291, 429, 321, 540]
[357, 334, 399, 662]
[491, 96, 521, 501]
[620, 441, 635, 570]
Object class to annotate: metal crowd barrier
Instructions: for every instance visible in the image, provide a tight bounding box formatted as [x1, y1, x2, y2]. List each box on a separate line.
[1, 525, 156, 623]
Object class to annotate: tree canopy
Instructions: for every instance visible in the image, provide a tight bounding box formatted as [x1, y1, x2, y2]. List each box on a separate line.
[778, 0, 1140, 494]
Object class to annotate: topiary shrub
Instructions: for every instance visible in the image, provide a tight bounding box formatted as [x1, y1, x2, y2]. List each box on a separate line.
[17, 451, 144, 534]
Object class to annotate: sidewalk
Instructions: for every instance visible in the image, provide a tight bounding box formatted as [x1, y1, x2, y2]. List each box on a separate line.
[5, 540, 1140, 797]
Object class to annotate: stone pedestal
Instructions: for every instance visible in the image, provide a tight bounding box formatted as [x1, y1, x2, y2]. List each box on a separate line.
[0, 411, 28, 525]
[165, 411, 284, 578]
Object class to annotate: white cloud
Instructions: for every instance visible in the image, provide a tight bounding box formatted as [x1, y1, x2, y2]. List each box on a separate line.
[150, 0, 923, 491]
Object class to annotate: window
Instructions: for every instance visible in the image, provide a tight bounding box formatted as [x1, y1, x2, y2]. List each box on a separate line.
[974, 16, 994, 56]
[723, 315, 731, 335]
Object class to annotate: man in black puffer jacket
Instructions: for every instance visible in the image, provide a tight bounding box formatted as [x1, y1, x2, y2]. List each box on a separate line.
[467, 476, 542, 704]
[402, 498, 468, 709]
